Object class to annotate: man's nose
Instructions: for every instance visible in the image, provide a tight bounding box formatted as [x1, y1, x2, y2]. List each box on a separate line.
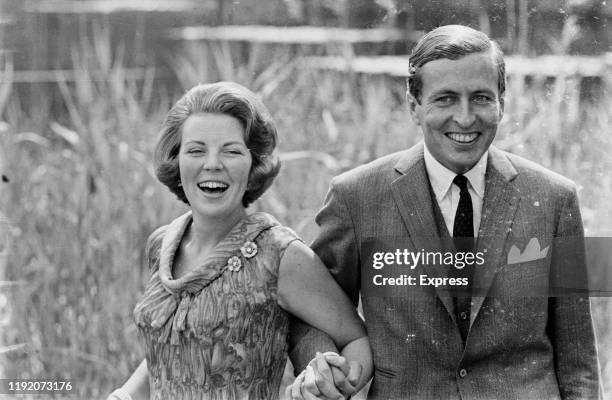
[453, 100, 476, 128]
[203, 153, 223, 170]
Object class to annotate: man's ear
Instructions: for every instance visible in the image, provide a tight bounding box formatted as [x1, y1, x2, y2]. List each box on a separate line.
[406, 91, 421, 126]
[498, 95, 505, 120]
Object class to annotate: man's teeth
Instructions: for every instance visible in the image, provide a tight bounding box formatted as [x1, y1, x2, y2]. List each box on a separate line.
[198, 181, 229, 189]
[447, 133, 478, 143]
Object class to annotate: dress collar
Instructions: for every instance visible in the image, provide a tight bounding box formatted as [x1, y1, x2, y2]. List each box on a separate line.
[158, 211, 279, 295]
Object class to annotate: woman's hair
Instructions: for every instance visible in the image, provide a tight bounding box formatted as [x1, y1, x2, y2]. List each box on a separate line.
[407, 25, 506, 103]
[154, 82, 280, 207]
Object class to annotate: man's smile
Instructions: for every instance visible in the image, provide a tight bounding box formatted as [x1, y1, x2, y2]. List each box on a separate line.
[445, 132, 480, 144]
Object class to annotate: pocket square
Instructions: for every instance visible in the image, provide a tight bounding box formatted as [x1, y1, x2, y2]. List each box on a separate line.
[507, 238, 549, 265]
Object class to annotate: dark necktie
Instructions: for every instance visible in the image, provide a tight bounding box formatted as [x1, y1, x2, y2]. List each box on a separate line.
[452, 175, 474, 250]
[452, 174, 473, 343]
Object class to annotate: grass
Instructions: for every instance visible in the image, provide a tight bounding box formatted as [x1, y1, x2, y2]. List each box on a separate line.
[0, 26, 611, 399]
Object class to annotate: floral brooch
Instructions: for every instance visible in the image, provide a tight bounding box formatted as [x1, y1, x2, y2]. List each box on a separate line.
[227, 256, 242, 272]
[226, 241, 258, 272]
[240, 241, 258, 259]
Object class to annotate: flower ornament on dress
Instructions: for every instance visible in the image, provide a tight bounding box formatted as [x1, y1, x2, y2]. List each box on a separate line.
[227, 256, 242, 272]
[240, 241, 258, 259]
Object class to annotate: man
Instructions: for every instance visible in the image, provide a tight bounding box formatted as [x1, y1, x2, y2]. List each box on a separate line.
[289, 25, 600, 399]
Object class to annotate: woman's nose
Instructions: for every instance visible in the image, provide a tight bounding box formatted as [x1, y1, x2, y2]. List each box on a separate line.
[203, 153, 222, 170]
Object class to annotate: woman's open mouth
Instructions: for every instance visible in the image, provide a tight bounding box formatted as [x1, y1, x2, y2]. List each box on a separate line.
[197, 180, 229, 195]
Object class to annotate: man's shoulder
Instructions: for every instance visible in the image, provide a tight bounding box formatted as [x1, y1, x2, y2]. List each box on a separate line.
[333, 150, 407, 188]
[499, 148, 577, 194]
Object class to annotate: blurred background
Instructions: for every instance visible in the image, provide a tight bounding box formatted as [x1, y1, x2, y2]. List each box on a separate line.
[0, 0, 610, 398]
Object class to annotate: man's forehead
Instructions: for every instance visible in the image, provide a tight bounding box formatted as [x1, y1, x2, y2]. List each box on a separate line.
[419, 52, 499, 93]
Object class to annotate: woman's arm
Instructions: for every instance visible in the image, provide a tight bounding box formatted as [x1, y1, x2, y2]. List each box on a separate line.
[278, 241, 373, 394]
[107, 359, 149, 400]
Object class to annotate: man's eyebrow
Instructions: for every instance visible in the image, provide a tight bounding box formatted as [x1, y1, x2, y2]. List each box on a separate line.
[427, 89, 457, 98]
[473, 88, 497, 94]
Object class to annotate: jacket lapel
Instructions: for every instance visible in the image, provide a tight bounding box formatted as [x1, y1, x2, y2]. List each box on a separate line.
[390, 143, 456, 321]
[470, 146, 521, 326]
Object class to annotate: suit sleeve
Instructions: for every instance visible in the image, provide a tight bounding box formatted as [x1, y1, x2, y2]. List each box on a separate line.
[289, 177, 361, 373]
[547, 186, 601, 400]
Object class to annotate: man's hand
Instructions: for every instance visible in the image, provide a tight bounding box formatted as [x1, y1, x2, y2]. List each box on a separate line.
[286, 352, 362, 400]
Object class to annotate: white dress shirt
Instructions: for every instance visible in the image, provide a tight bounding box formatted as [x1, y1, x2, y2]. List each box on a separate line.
[423, 144, 487, 237]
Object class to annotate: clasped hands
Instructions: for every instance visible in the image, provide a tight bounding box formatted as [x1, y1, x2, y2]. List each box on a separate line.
[286, 352, 362, 400]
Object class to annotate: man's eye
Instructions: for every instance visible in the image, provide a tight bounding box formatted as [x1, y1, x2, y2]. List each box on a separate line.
[435, 96, 454, 105]
[473, 95, 492, 104]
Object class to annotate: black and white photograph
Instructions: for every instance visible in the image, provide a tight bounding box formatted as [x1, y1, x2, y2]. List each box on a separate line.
[0, 0, 611, 399]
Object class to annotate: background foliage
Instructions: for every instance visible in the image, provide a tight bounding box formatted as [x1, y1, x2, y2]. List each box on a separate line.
[0, 4, 611, 399]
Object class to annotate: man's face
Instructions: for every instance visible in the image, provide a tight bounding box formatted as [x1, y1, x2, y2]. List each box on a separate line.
[408, 51, 504, 174]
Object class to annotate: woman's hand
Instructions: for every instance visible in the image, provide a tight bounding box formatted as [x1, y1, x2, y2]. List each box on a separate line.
[286, 352, 363, 400]
[107, 359, 149, 400]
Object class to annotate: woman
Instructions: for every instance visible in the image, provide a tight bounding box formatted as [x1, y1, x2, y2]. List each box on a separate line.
[108, 82, 372, 400]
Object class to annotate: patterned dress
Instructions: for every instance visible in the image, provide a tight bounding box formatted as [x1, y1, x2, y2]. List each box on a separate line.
[133, 211, 300, 400]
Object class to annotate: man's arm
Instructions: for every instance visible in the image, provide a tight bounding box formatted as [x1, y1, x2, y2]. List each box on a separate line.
[289, 177, 361, 372]
[548, 186, 600, 400]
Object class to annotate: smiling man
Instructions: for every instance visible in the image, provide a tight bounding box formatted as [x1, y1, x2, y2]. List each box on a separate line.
[288, 25, 600, 400]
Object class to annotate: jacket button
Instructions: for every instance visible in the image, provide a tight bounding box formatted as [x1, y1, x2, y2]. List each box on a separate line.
[460, 311, 468, 320]
[459, 368, 467, 378]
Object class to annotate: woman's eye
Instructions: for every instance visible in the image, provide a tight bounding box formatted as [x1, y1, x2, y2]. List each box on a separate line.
[225, 149, 243, 155]
[187, 148, 204, 154]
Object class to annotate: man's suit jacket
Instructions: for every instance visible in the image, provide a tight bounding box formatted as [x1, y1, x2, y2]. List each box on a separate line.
[290, 142, 600, 400]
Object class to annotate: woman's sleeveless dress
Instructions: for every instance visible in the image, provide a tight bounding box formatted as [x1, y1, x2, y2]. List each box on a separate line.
[133, 211, 300, 400]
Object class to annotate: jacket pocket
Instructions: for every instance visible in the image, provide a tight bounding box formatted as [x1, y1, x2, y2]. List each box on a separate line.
[374, 365, 397, 379]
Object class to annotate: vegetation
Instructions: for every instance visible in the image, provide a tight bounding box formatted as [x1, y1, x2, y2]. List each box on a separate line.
[0, 25, 610, 399]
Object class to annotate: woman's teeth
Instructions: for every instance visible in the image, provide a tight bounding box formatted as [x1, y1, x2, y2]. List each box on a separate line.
[447, 132, 478, 143]
[197, 181, 229, 193]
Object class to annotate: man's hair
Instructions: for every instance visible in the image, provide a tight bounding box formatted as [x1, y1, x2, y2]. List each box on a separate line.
[154, 81, 280, 207]
[407, 25, 506, 103]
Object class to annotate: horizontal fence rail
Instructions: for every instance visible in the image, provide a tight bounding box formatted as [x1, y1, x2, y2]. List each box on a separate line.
[3, 55, 610, 84]
[305, 54, 612, 78]
[168, 25, 422, 44]
[0, 67, 167, 83]
[23, 0, 212, 14]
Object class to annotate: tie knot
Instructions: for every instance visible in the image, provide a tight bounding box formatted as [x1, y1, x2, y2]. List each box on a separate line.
[453, 175, 469, 191]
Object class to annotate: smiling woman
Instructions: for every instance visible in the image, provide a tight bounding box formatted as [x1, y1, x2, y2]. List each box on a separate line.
[154, 81, 280, 208]
[106, 82, 372, 400]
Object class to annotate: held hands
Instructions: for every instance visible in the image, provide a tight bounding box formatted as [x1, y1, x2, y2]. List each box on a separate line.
[286, 352, 362, 400]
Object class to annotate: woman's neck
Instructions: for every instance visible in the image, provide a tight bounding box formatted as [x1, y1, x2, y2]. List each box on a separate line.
[188, 208, 248, 252]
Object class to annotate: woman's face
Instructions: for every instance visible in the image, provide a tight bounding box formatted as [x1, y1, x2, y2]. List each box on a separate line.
[178, 113, 252, 221]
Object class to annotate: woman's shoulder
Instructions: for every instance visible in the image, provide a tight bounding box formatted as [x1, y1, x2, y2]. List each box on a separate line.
[144, 224, 169, 273]
[251, 212, 303, 254]
[145, 225, 168, 253]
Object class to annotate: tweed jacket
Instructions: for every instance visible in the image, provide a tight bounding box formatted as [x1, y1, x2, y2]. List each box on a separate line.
[290, 142, 600, 400]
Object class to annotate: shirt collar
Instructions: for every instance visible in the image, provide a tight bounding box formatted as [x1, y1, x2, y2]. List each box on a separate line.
[423, 143, 487, 200]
